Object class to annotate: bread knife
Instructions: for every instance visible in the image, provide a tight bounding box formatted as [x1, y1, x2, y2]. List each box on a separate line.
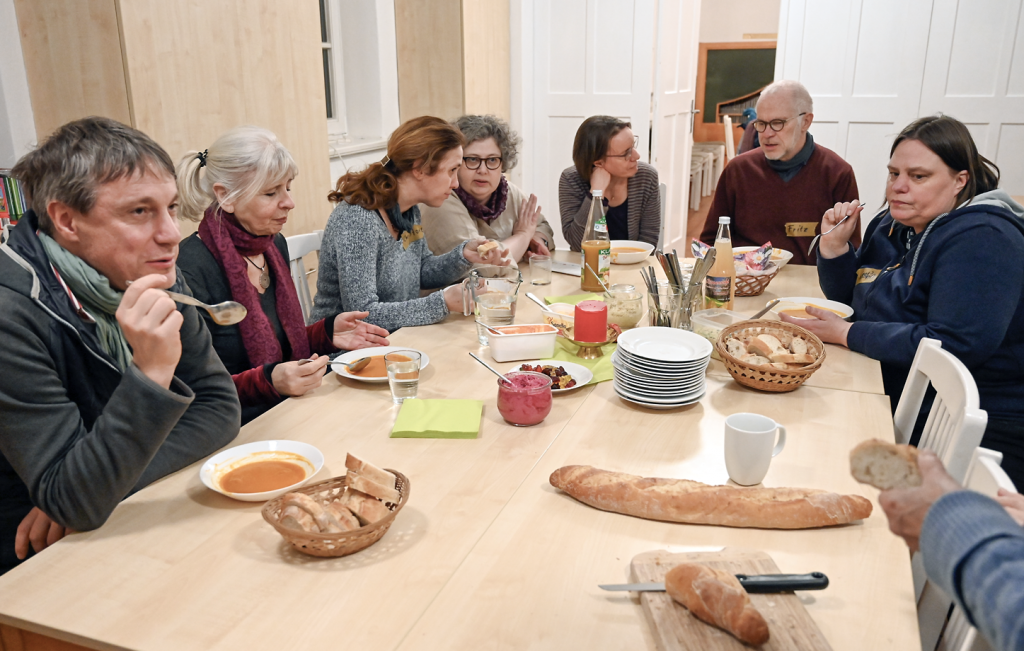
[599, 572, 829, 594]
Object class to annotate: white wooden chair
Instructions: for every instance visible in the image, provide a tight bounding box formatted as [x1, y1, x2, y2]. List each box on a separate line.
[658, 182, 666, 250]
[285, 231, 323, 324]
[917, 447, 1013, 651]
[723, 115, 735, 163]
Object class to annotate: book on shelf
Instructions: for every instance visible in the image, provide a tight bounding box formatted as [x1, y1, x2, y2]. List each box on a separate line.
[0, 170, 26, 225]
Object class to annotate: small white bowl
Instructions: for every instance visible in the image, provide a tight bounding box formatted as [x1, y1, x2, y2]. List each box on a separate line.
[610, 240, 655, 265]
[734, 246, 794, 269]
[488, 324, 559, 363]
[773, 296, 855, 320]
[200, 440, 324, 502]
[540, 302, 576, 330]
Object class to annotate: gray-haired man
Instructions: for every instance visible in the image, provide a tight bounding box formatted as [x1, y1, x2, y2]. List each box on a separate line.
[0, 117, 240, 574]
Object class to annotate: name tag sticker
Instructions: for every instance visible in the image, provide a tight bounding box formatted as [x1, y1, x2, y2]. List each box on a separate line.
[401, 224, 425, 250]
[856, 267, 881, 285]
[785, 222, 818, 237]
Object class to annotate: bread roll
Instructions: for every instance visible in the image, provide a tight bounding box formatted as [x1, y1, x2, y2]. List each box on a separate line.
[665, 563, 770, 646]
[850, 439, 922, 490]
[549, 465, 872, 529]
[477, 240, 499, 256]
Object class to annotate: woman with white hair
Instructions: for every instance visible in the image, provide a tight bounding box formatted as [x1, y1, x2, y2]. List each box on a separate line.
[419, 114, 554, 265]
[176, 127, 389, 423]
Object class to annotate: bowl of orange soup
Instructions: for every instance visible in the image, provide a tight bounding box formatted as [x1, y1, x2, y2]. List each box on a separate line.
[200, 440, 324, 502]
[772, 297, 854, 321]
[609, 240, 655, 265]
[331, 347, 431, 383]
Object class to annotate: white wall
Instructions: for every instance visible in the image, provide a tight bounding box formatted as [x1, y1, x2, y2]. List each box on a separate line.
[0, 0, 36, 167]
[699, 0, 780, 42]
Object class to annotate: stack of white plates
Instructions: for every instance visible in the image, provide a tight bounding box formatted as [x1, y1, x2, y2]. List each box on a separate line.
[612, 327, 712, 409]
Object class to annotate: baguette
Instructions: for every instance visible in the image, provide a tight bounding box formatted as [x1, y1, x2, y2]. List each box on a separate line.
[549, 465, 872, 529]
[665, 563, 770, 646]
[746, 338, 775, 358]
[347, 472, 401, 504]
[768, 352, 816, 364]
[345, 453, 397, 487]
[850, 439, 922, 490]
[280, 493, 349, 533]
[344, 489, 392, 525]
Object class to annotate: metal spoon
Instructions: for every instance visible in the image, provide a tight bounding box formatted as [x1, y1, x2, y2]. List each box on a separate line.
[583, 262, 610, 292]
[468, 352, 512, 384]
[124, 281, 247, 326]
[750, 299, 780, 320]
[475, 320, 503, 335]
[525, 292, 550, 310]
[331, 357, 371, 372]
[807, 202, 866, 256]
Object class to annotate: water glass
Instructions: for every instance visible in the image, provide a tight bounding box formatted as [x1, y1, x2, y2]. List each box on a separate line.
[530, 255, 552, 285]
[648, 287, 686, 328]
[385, 350, 421, 405]
[469, 266, 522, 345]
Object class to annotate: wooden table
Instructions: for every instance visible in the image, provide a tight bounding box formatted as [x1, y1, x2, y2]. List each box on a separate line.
[0, 253, 917, 651]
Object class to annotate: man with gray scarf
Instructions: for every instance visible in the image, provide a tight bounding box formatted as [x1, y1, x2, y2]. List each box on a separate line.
[0, 117, 240, 575]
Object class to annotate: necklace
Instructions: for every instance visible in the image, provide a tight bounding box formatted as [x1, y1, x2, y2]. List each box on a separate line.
[244, 255, 270, 289]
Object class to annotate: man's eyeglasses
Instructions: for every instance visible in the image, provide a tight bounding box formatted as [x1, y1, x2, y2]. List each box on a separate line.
[752, 113, 807, 133]
[463, 156, 502, 170]
[606, 135, 640, 159]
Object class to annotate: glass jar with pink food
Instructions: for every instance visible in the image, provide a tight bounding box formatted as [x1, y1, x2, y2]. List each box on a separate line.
[496, 371, 553, 426]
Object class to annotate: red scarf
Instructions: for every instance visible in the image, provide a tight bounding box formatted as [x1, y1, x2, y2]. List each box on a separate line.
[197, 206, 311, 366]
[454, 176, 509, 224]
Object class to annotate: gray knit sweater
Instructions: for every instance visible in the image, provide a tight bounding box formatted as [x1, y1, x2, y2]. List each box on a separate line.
[311, 201, 473, 332]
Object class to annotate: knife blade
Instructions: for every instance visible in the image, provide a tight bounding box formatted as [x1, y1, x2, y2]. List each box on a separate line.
[599, 572, 829, 594]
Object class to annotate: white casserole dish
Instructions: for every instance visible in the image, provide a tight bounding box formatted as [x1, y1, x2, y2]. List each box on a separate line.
[487, 324, 559, 362]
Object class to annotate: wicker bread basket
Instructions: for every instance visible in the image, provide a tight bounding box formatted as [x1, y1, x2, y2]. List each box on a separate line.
[715, 320, 825, 392]
[734, 263, 780, 297]
[261, 469, 409, 557]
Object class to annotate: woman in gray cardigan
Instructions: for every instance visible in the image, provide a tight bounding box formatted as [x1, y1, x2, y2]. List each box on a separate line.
[559, 116, 661, 251]
[312, 116, 509, 332]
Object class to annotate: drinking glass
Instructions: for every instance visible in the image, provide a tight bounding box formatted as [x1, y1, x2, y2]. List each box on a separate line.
[648, 286, 685, 328]
[530, 255, 552, 285]
[468, 266, 523, 345]
[385, 351, 421, 405]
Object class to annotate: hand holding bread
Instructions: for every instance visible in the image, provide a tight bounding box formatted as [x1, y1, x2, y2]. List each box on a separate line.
[465, 237, 511, 266]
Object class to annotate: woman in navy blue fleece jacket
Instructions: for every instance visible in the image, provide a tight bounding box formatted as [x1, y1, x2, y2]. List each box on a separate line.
[783, 116, 1024, 487]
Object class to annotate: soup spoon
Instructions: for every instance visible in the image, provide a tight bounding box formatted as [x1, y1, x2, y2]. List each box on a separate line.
[332, 357, 371, 373]
[468, 352, 512, 384]
[125, 281, 247, 326]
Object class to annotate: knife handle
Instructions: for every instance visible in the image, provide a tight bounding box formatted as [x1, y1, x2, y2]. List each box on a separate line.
[735, 572, 828, 593]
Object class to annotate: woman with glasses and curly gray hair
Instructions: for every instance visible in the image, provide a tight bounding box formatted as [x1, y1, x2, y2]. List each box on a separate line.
[420, 114, 555, 265]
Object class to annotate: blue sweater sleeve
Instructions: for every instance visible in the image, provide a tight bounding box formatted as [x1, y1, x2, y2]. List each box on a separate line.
[816, 246, 860, 305]
[922, 491, 1024, 651]
[846, 223, 1024, 369]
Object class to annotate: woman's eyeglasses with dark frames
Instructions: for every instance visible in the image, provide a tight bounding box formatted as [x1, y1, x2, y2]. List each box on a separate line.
[752, 113, 807, 133]
[463, 156, 503, 170]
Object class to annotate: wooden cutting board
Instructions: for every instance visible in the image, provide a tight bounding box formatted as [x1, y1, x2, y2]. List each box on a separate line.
[631, 548, 833, 651]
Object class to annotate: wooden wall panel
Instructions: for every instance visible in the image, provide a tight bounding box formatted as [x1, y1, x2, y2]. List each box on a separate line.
[394, 0, 465, 122]
[116, 0, 332, 239]
[13, 0, 132, 141]
[462, 0, 511, 120]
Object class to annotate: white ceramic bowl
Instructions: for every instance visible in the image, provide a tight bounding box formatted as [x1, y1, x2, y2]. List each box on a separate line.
[200, 440, 324, 502]
[734, 246, 794, 269]
[610, 240, 655, 265]
[488, 324, 559, 363]
[331, 346, 431, 383]
[540, 302, 575, 330]
[772, 296, 855, 320]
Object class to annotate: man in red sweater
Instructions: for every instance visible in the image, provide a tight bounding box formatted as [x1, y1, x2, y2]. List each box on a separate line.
[700, 80, 860, 264]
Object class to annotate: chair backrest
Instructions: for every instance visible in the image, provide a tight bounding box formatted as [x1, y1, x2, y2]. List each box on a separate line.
[658, 182, 666, 250]
[285, 231, 323, 325]
[723, 115, 735, 162]
[918, 447, 1008, 651]
[893, 338, 988, 484]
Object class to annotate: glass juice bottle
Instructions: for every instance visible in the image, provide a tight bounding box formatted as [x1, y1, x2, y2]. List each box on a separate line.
[704, 216, 735, 310]
[580, 189, 610, 292]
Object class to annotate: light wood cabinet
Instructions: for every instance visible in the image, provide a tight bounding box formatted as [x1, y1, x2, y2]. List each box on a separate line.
[394, 0, 510, 122]
[14, 0, 332, 239]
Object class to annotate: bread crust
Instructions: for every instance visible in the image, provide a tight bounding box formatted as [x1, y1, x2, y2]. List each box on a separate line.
[549, 465, 872, 529]
[347, 472, 401, 504]
[665, 563, 770, 646]
[849, 439, 922, 490]
[344, 489, 392, 525]
[346, 453, 397, 487]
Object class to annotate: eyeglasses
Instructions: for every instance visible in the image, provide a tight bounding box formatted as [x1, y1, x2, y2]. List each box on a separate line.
[752, 113, 807, 133]
[606, 135, 640, 159]
[463, 156, 502, 170]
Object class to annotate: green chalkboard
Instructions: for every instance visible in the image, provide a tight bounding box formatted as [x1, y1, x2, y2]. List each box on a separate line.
[703, 48, 776, 123]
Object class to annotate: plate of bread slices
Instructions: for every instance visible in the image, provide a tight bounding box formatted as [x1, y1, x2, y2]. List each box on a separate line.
[715, 320, 825, 392]
[262, 453, 409, 557]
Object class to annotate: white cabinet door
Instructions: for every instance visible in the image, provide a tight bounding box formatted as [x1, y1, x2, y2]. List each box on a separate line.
[523, 0, 656, 250]
[776, 0, 934, 215]
[919, 0, 1024, 195]
[651, 0, 701, 251]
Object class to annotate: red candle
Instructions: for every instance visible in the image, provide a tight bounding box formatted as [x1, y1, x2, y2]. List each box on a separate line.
[574, 300, 608, 343]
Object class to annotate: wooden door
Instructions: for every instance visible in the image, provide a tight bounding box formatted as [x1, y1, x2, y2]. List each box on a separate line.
[527, 0, 656, 250]
[918, 0, 1024, 196]
[651, 0, 701, 251]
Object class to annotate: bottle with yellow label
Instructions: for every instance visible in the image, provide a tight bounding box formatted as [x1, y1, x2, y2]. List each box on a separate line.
[704, 216, 735, 310]
[580, 189, 611, 292]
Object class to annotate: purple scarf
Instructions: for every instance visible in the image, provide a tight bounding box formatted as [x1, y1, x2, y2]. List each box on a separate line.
[197, 206, 311, 366]
[454, 176, 509, 224]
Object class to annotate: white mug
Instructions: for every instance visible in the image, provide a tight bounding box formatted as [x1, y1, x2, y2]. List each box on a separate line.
[724, 413, 787, 486]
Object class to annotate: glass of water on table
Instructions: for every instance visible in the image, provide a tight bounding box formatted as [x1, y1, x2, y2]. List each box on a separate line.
[385, 351, 421, 404]
[467, 266, 523, 345]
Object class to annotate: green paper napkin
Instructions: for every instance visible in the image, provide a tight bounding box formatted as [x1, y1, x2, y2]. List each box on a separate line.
[391, 399, 484, 439]
[543, 293, 603, 306]
[549, 338, 617, 383]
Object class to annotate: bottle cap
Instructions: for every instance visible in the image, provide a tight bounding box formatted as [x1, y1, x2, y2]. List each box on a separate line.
[592, 189, 604, 197]
[718, 216, 731, 225]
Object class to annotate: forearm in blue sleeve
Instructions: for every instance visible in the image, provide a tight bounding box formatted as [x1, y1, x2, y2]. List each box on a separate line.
[816, 246, 859, 305]
[922, 490, 1024, 651]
